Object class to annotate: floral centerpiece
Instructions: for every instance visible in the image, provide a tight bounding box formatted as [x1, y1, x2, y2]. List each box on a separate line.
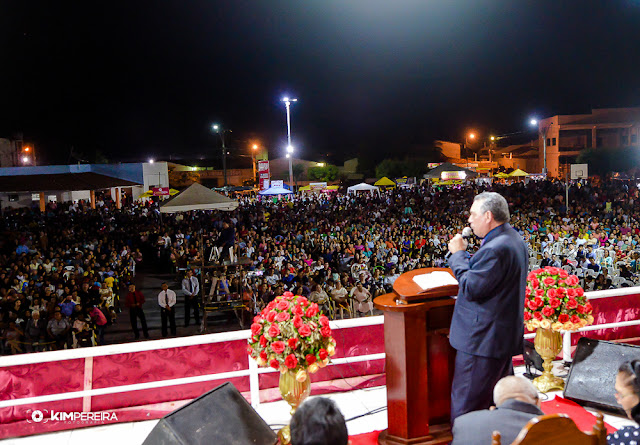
[524, 266, 594, 392]
[247, 291, 336, 444]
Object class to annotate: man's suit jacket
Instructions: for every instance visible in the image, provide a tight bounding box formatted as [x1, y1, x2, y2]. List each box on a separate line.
[451, 399, 544, 445]
[448, 223, 528, 358]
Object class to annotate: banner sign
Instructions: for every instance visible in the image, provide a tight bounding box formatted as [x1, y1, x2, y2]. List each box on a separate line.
[152, 187, 170, 196]
[258, 161, 270, 190]
[310, 182, 327, 190]
[441, 171, 467, 180]
[271, 180, 284, 188]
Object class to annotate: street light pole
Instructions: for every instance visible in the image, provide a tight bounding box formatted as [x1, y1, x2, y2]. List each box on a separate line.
[213, 124, 228, 186]
[282, 97, 297, 189]
[531, 119, 551, 176]
[252, 144, 258, 185]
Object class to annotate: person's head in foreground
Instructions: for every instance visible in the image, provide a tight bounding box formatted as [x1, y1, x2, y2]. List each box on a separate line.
[616, 360, 640, 423]
[493, 375, 540, 408]
[290, 397, 348, 445]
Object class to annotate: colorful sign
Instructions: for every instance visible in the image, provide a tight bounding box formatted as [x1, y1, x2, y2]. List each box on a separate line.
[309, 182, 327, 190]
[271, 180, 284, 188]
[441, 171, 467, 181]
[152, 187, 170, 196]
[258, 161, 270, 190]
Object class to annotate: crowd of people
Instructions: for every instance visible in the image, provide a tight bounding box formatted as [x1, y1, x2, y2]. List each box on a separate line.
[2, 178, 640, 354]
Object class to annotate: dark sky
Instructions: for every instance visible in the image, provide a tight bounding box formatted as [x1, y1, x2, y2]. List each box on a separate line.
[2, 0, 640, 166]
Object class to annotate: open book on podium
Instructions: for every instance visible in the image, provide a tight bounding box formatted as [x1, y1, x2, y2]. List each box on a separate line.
[392, 267, 459, 304]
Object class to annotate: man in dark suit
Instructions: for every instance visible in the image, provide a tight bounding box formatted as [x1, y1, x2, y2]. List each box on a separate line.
[448, 192, 528, 423]
[451, 376, 543, 445]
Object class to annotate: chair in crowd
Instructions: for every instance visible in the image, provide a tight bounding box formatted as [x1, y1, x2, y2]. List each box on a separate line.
[328, 298, 353, 319]
[562, 265, 573, 273]
[491, 412, 606, 445]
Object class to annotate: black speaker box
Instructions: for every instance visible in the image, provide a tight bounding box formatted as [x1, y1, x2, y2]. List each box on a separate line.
[143, 382, 277, 445]
[564, 337, 640, 414]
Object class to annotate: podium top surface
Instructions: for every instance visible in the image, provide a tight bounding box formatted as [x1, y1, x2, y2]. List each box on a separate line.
[392, 268, 459, 303]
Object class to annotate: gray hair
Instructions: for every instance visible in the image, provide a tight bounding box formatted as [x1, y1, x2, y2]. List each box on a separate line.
[493, 376, 538, 406]
[474, 192, 510, 223]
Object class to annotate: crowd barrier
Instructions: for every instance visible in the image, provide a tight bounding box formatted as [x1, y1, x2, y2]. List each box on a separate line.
[1, 287, 639, 439]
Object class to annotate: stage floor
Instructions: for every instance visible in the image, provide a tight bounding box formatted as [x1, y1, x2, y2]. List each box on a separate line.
[4, 365, 635, 444]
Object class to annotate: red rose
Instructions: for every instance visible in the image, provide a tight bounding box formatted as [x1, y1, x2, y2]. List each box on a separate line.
[284, 354, 298, 369]
[297, 297, 309, 306]
[534, 297, 543, 308]
[559, 269, 569, 279]
[576, 305, 585, 314]
[542, 307, 555, 317]
[268, 324, 281, 337]
[575, 287, 584, 297]
[293, 315, 303, 329]
[566, 298, 578, 310]
[318, 349, 328, 360]
[558, 314, 569, 323]
[543, 277, 556, 286]
[305, 303, 319, 318]
[531, 278, 540, 289]
[527, 272, 537, 281]
[566, 275, 579, 286]
[298, 324, 312, 337]
[526, 299, 538, 311]
[260, 335, 267, 347]
[267, 311, 277, 323]
[319, 315, 329, 327]
[287, 337, 298, 349]
[525, 287, 532, 297]
[271, 341, 285, 354]
[321, 326, 332, 337]
[251, 323, 262, 336]
[570, 315, 582, 324]
[276, 300, 290, 311]
[549, 267, 561, 275]
[253, 315, 263, 324]
[259, 350, 267, 360]
[533, 312, 543, 321]
[555, 287, 566, 298]
[283, 291, 294, 298]
[270, 359, 279, 369]
[566, 288, 577, 297]
[547, 288, 557, 299]
[267, 301, 277, 311]
[276, 311, 291, 322]
[306, 354, 316, 365]
[524, 312, 532, 321]
[292, 305, 304, 316]
[533, 268, 543, 274]
[535, 289, 545, 298]
[584, 303, 593, 313]
[549, 298, 561, 309]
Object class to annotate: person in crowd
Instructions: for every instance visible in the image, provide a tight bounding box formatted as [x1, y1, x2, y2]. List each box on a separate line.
[447, 192, 528, 423]
[124, 283, 149, 340]
[182, 270, 201, 327]
[88, 304, 108, 345]
[158, 282, 177, 337]
[290, 397, 348, 445]
[452, 376, 543, 445]
[608, 360, 640, 444]
[350, 281, 373, 315]
[47, 309, 70, 350]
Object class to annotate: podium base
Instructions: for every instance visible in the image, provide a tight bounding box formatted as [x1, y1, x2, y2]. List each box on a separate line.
[377, 424, 452, 445]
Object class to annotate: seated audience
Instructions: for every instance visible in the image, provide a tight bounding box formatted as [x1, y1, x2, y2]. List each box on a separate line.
[608, 360, 640, 444]
[290, 397, 348, 445]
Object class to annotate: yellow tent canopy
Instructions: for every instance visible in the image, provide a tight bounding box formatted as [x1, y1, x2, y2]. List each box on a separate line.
[509, 169, 529, 177]
[326, 185, 339, 190]
[374, 177, 396, 187]
[493, 172, 510, 178]
[139, 188, 180, 198]
[299, 185, 311, 191]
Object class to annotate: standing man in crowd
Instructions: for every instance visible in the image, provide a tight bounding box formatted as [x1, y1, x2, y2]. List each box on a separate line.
[447, 192, 528, 423]
[125, 283, 149, 340]
[158, 281, 177, 337]
[182, 270, 200, 327]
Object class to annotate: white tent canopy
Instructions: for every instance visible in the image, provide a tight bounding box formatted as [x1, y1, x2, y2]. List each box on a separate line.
[159, 182, 238, 213]
[346, 183, 380, 195]
[259, 186, 294, 195]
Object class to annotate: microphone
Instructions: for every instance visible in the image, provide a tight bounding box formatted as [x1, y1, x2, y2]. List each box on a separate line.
[445, 227, 474, 261]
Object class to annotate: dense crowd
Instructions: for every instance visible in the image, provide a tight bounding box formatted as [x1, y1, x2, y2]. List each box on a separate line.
[2, 178, 640, 354]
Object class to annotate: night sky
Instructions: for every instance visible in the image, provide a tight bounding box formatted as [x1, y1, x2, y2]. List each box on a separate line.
[2, 1, 640, 167]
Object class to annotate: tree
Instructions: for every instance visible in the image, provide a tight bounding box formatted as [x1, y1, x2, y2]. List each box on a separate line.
[576, 146, 640, 177]
[292, 163, 307, 185]
[308, 164, 339, 182]
[375, 158, 428, 179]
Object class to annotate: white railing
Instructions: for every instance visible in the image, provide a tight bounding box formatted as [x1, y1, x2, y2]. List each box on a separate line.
[0, 316, 385, 411]
[522, 287, 640, 362]
[2, 286, 640, 416]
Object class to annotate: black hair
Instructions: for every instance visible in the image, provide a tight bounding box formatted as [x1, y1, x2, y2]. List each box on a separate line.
[619, 360, 640, 424]
[290, 398, 348, 445]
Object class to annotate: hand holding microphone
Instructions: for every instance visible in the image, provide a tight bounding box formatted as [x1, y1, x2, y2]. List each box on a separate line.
[447, 227, 473, 257]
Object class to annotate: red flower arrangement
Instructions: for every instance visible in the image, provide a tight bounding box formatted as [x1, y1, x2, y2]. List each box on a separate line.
[525, 266, 594, 332]
[248, 292, 336, 382]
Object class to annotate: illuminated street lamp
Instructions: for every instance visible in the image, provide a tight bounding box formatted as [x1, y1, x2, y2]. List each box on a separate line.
[282, 97, 297, 188]
[530, 118, 551, 175]
[212, 123, 229, 186]
[252, 144, 259, 183]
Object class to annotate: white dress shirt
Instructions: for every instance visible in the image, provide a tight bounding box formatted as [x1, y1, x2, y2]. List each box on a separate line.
[158, 289, 177, 308]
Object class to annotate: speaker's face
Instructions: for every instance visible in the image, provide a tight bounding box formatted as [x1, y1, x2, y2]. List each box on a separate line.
[615, 372, 640, 419]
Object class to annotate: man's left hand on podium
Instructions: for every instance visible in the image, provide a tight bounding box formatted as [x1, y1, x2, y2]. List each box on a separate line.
[448, 234, 468, 255]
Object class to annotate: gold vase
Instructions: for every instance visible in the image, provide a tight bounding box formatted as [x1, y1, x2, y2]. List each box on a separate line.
[533, 327, 564, 393]
[277, 370, 311, 444]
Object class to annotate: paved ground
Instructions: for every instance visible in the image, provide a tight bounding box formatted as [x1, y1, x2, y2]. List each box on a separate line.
[104, 272, 247, 345]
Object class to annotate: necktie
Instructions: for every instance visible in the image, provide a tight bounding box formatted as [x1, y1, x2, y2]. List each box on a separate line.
[188, 278, 192, 293]
[164, 290, 167, 305]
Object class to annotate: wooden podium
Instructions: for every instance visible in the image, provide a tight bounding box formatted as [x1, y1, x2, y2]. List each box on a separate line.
[374, 268, 458, 445]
